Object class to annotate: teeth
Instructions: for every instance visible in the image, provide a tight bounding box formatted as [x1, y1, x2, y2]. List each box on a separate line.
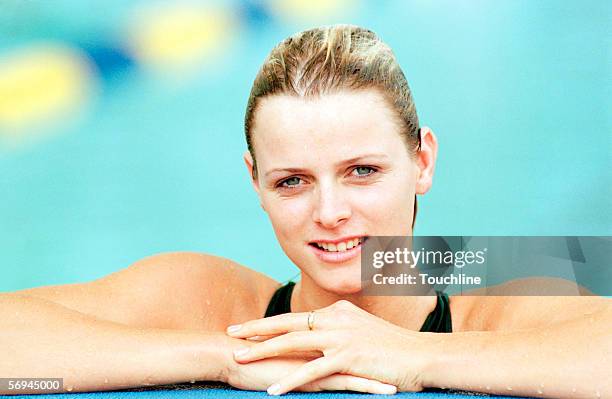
[315, 238, 364, 252]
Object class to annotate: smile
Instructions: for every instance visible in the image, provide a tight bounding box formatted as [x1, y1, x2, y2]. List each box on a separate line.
[312, 237, 364, 252]
[308, 236, 368, 264]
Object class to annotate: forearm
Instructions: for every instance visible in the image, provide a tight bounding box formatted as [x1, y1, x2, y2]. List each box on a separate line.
[422, 306, 612, 398]
[0, 295, 232, 393]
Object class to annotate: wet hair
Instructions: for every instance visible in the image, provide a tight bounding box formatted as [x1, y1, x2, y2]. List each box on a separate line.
[245, 24, 421, 229]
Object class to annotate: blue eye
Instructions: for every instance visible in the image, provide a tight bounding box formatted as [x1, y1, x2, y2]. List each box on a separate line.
[280, 176, 302, 187]
[352, 166, 376, 176]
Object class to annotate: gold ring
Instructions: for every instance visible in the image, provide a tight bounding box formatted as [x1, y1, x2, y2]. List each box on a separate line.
[307, 311, 316, 331]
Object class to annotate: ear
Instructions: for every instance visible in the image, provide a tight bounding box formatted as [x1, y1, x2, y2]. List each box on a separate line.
[243, 151, 265, 211]
[414, 126, 438, 195]
[243, 150, 260, 191]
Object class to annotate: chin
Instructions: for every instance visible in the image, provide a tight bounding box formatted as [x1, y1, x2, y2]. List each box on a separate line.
[317, 271, 363, 295]
[290, 249, 365, 295]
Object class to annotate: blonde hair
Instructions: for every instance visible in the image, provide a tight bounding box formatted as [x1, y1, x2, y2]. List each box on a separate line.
[245, 24, 422, 228]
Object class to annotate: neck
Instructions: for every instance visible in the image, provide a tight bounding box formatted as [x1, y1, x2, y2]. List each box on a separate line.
[291, 273, 439, 331]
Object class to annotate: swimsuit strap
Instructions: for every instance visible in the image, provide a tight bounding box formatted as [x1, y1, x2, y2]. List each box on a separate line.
[264, 281, 295, 317]
[264, 282, 452, 333]
[420, 290, 453, 333]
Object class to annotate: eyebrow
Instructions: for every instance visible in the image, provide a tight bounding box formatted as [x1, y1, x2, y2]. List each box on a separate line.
[263, 153, 390, 178]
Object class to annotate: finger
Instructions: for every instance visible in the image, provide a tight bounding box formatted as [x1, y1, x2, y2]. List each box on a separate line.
[227, 311, 328, 338]
[306, 374, 397, 395]
[233, 331, 327, 362]
[267, 356, 337, 395]
[226, 313, 306, 338]
[245, 333, 281, 342]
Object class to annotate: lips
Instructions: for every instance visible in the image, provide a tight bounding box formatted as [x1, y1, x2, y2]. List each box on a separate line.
[308, 236, 368, 263]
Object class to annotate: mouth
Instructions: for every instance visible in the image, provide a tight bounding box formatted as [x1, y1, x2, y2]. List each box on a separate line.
[309, 237, 367, 252]
[308, 236, 368, 263]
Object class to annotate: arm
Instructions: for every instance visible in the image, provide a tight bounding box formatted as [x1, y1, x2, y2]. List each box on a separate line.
[227, 298, 611, 397]
[4, 252, 245, 330]
[0, 252, 249, 393]
[424, 302, 612, 398]
[1, 256, 391, 395]
[0, 294, 231, 393]
[0, 295, 397, 395]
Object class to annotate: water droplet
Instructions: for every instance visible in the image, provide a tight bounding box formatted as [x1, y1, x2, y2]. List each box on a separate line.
[596, 390, 601, 398]
[66, 386, 73, 392]
[506, 386, 513, 391]
[572, 387, 577, 393]
[485, 386, 491, 390]
[189, 380, 195, 384]
[537, 388, 543, 394]
[104, 378, 109, 384]
[205, 300, 211, 305]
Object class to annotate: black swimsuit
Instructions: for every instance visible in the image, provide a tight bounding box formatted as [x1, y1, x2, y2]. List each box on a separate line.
[264, 281, 452, 333]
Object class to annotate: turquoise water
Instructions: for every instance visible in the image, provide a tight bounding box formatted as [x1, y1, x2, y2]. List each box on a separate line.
[0, 0, 610, 291]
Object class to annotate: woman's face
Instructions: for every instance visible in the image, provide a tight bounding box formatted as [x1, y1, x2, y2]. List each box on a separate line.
[246, 88, 436, 294]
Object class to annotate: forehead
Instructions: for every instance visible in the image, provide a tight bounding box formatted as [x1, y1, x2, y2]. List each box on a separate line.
[251, 89, 407, 169]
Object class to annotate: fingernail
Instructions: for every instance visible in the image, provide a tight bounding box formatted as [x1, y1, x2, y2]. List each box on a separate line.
[267, 383, 281, 395]
[233, 347, 249, 358]
[226, 324, 242, 334]
[381, 384, 397, 394]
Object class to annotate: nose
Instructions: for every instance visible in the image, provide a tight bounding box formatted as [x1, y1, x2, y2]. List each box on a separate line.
[312, 181, 352, 229]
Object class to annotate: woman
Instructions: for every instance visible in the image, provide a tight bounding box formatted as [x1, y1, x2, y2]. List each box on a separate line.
[2, 25, 610, 398]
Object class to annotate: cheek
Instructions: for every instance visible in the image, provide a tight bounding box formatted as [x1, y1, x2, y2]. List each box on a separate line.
[352, 175, 415, 231]
[264, 195, 311, 238]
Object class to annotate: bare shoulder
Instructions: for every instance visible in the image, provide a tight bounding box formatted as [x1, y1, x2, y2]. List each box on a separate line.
[8, 252, 281, 331]
[113, 252, 282, 330]
[452, 277, 611, 331]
